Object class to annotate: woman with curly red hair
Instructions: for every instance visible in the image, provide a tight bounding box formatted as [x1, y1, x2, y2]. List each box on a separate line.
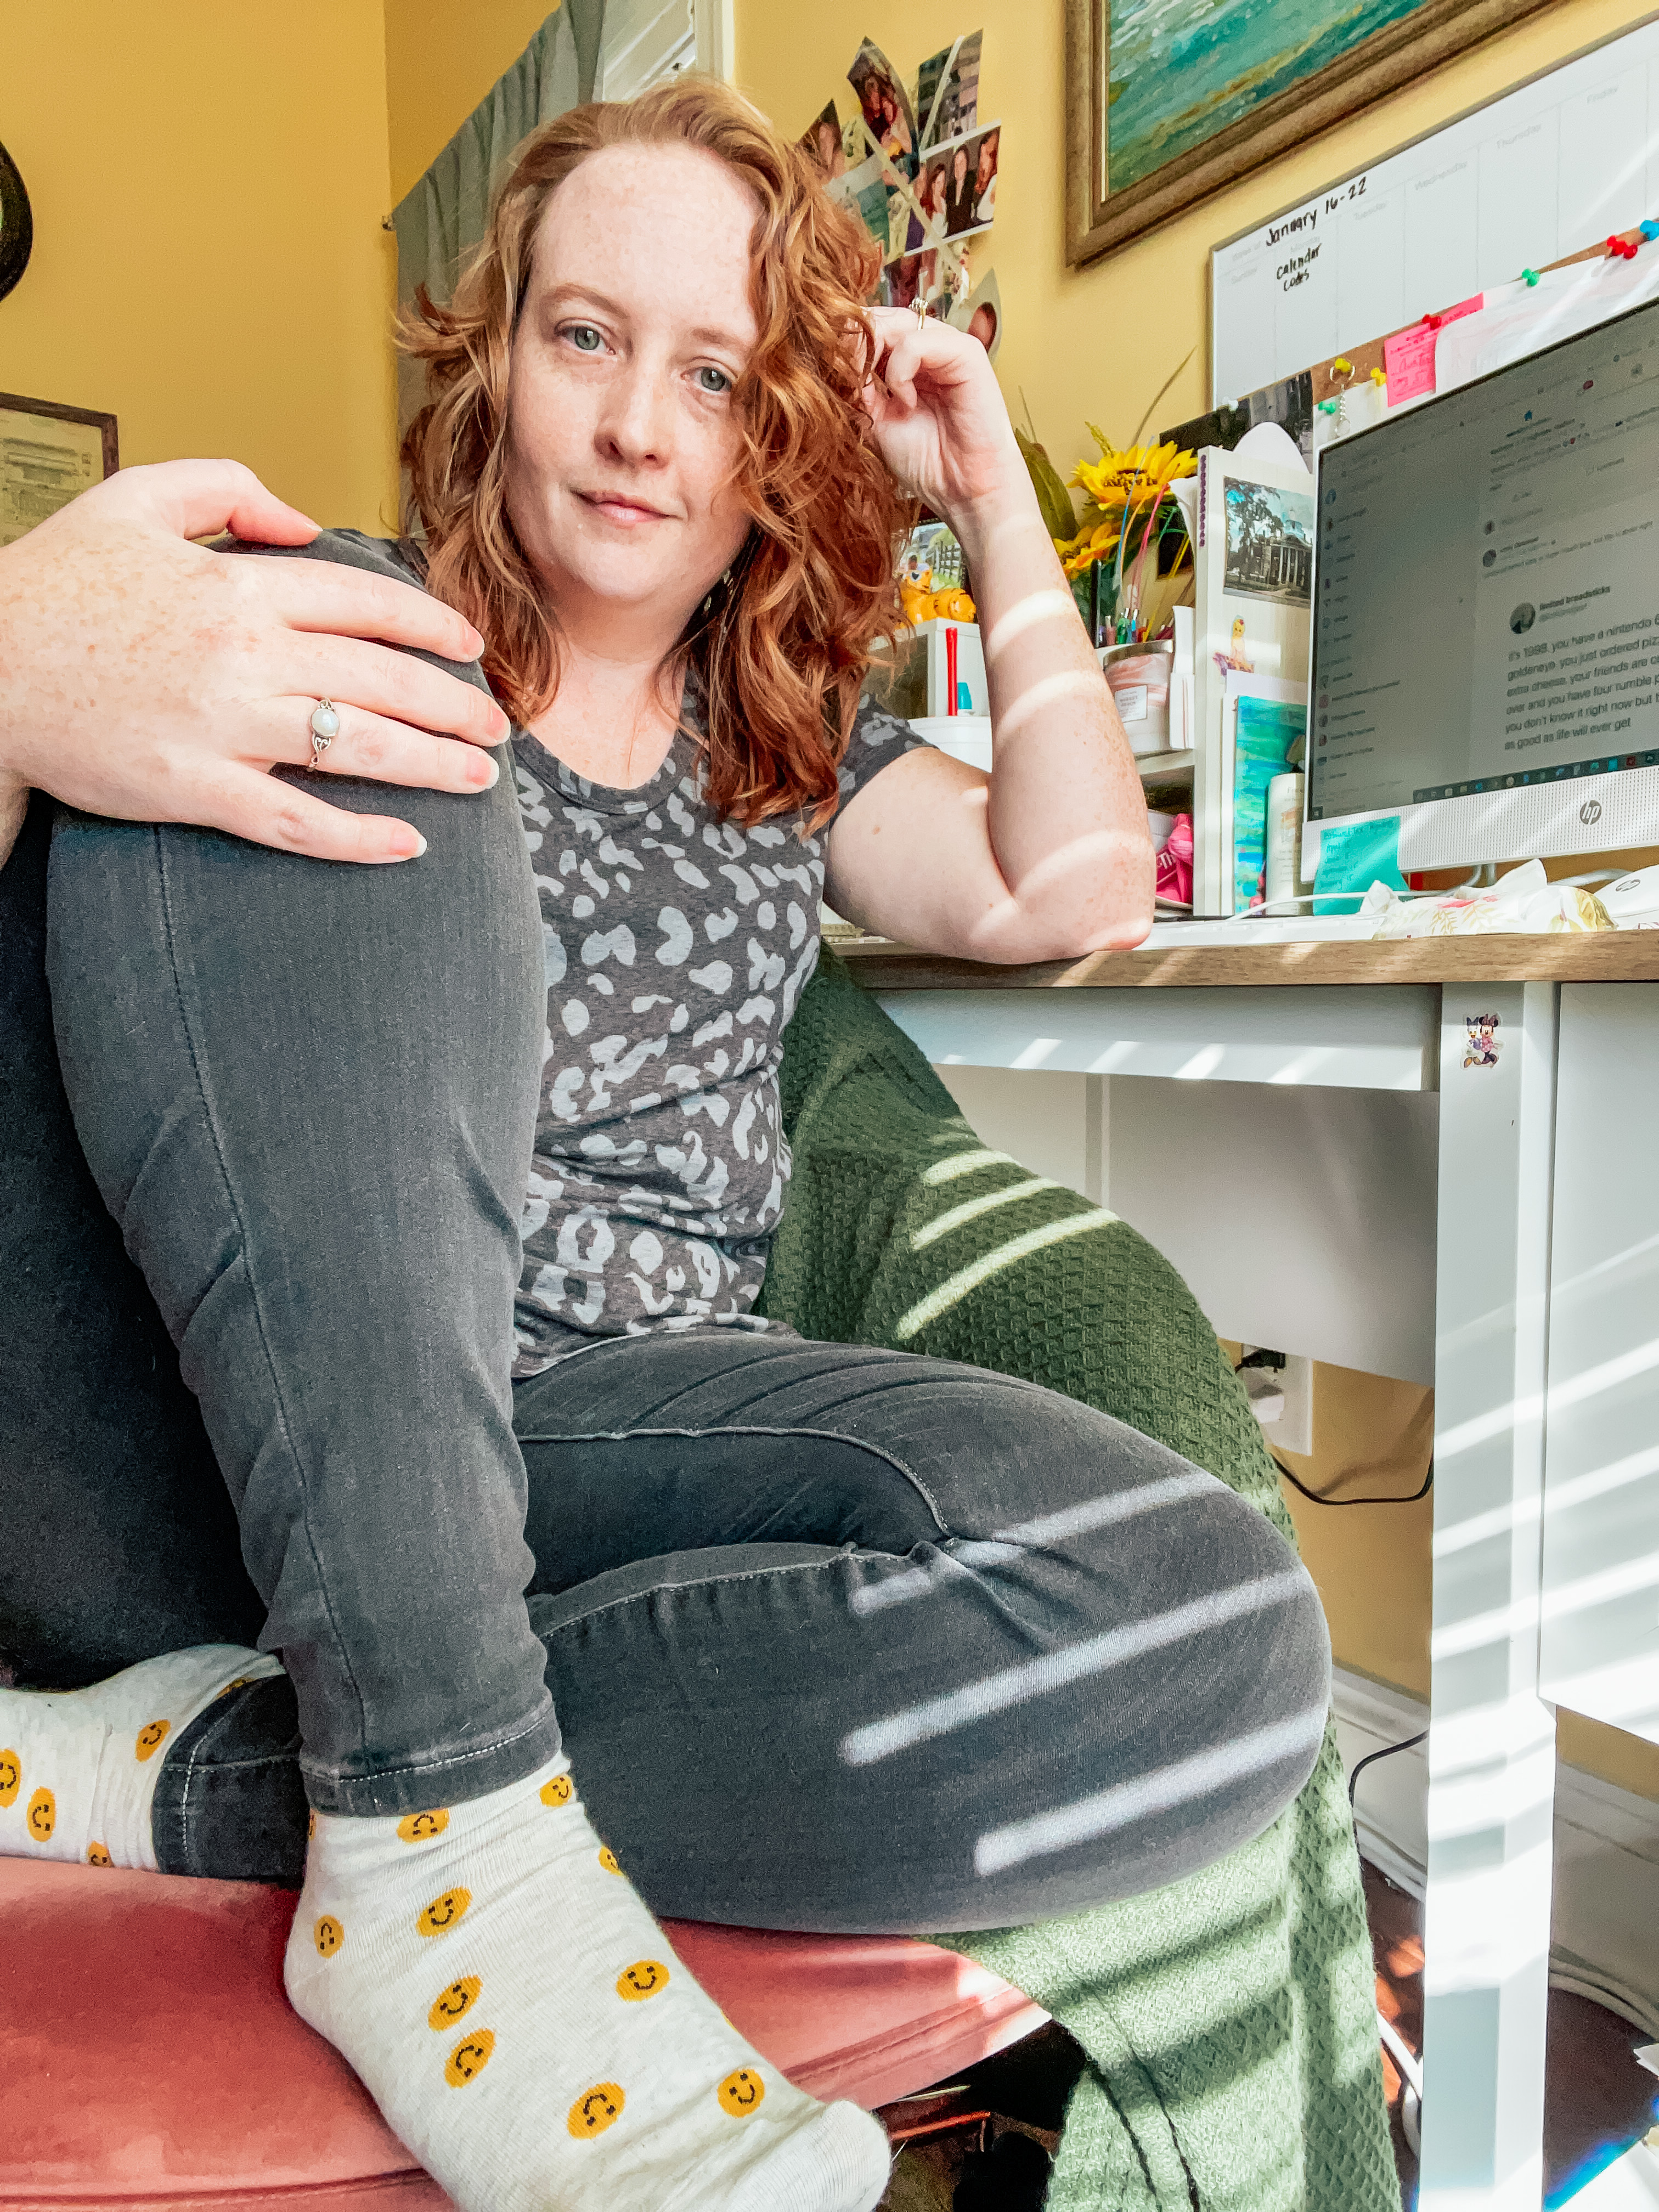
[0, 80, 1327, 2212]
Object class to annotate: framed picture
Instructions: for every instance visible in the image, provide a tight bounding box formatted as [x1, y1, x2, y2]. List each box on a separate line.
[0, 393, 119, 548]
[1064, 0, 1558, 267]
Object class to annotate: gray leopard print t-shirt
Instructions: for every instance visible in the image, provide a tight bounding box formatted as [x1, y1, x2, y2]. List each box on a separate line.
[511, 691, 926, 1374]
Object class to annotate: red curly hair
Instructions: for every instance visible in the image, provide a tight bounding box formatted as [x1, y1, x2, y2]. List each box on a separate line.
[400, 77, 911, 828]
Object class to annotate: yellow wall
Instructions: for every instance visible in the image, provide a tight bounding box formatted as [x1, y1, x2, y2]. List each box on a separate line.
[735, 0, 1659, 477]
[385, 0, 561, 205]
[2, 3, 398, 533]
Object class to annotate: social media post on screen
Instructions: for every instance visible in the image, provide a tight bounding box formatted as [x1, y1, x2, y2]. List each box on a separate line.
[1468, 492, 1659, 799]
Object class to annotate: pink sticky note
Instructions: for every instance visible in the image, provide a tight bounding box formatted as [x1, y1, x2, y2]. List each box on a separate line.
[1383, 295, 1483, 405]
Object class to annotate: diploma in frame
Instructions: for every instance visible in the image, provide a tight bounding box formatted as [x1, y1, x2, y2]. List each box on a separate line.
[0, 392, 119, 548]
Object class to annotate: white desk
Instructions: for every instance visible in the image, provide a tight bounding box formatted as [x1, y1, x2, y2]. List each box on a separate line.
[839, 923, 1659, 2212]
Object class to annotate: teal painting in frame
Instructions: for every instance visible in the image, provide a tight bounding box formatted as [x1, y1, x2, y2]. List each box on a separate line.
[1065, 0, 1556, 267]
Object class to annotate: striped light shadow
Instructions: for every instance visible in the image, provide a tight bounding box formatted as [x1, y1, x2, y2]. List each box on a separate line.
[893, 1210, 1118, 1342]
[911, 1176, 1061, 1251]
[840, 1567, 1308, 1765]
[921, 1147, 1023, 1187]
[847, 1468, 1220, 1618]
[972, 1706, 1327, 1876]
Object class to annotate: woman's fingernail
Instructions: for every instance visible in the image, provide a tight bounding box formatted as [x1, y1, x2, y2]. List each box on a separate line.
[473, 754, 500, 788]
[397, 831, 428, 860]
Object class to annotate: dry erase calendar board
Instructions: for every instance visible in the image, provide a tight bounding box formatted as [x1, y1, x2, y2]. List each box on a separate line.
[1211, 10, 1659, 401]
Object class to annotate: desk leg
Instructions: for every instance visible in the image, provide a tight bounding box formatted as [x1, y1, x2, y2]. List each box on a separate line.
[1420, 983, 1558, 2210]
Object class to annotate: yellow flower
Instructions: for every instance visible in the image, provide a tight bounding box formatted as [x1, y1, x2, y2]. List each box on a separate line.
[1069, 433, 1195, 514]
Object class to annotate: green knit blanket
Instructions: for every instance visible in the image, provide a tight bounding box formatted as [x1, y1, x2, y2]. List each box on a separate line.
[758, 949, 1397, 2212]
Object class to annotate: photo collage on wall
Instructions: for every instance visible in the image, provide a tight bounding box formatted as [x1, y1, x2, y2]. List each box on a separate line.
[799, 33, 999, 329]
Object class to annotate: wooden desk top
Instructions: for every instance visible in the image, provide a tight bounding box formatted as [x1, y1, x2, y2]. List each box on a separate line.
[833, 930, 1659, 991]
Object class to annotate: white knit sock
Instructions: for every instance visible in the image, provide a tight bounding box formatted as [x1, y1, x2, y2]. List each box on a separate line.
[285, 1752, 893, 2212]
[0, 1646, 280, 1870]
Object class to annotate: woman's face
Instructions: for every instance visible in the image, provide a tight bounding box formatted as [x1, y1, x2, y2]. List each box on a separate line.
[976, 132, 997, 188]
[952, 146, 968, 188]
[504, 143, 758, 641]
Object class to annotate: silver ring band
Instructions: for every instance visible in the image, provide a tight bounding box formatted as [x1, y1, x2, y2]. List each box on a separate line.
[309, 697, 340, 770]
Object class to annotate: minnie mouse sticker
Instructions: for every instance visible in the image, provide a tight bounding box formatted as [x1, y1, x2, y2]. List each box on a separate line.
[1463, 1014, 1502, 1068]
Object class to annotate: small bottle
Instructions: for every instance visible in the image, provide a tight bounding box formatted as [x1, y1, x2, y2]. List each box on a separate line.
[1263, 771, 1306, 913]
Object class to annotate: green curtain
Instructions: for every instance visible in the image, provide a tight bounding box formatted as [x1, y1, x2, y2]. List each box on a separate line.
[390, 2, 606, 441]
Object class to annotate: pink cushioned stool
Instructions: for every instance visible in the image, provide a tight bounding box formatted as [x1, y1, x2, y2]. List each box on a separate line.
[0, 1858, 1046, 2208]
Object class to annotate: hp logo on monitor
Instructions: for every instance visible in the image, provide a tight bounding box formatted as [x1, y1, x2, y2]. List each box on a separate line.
[1580, 799, 1603, 826]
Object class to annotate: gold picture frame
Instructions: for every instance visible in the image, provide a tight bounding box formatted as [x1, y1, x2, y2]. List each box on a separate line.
[0, 392, 119, 549]
[1065, 0, 1558, 268]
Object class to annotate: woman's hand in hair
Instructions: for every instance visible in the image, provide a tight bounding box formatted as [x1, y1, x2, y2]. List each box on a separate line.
[859, 307, 1028, 539]
[831, 313, 1153, 963]
[0, 460, 507, 871]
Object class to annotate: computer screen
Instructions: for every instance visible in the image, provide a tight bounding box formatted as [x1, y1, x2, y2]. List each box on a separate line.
[1309, 294, 1659, 844]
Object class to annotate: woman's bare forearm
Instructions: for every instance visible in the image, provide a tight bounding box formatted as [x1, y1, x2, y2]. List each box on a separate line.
[949, 465, 1153, 953]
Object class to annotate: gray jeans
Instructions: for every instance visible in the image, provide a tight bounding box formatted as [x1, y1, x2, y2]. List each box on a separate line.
[22, 701, 1327, 1937]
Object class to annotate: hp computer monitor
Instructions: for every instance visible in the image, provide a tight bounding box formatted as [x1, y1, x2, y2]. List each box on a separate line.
[1310, 292, 1659, 869]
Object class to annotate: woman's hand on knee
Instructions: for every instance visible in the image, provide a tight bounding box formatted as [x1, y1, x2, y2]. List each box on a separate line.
[0, 460, 510, 867]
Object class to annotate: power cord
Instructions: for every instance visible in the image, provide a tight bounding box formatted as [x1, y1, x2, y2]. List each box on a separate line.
[1347, 1730, 1428, 1812]
[1273, 1453, 1434, 1509]
[1349, 1733, 1430, 2154]
[1232, 1356, 1434, 1505]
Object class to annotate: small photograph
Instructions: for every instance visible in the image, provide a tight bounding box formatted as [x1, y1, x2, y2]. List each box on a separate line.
[826, 149, 895, 258]
[1223, 477, 1314, 603]
[882, 253, 923, 312]
[916, 30, 981, 150]
[1164, 369, 1314, 470]
[798, 98, 845, 183]
[1510, 602, 1537, 634]
[847, 37, 918, 179]
[946, 266, 1002, 360]
[932, 120, 1000, 240]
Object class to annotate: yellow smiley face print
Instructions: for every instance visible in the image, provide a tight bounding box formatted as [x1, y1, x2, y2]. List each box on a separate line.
[417, 1887, 472, 1937]
[0, 1750, 19, 1808]
[314, 1915, 345, 1957]
[87, 1842, 111, 1867]
[616, 1959, 670, 2002]
[25, 1787, 54, 1842]
[717, 2068, 765, 2117]
[397, 1809, 450, 1843]
[444, 2029, 495, 2086]
[540, 1774, 573, 1808]
[135, 1719, 171, 1762]
[597, 1846, 622, 1876]
[568, 2082, 625, 2138]
[428, 1976, 482, 2030]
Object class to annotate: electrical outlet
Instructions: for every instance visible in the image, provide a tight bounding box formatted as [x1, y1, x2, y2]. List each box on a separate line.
[1258, 1352, 1314, 1458]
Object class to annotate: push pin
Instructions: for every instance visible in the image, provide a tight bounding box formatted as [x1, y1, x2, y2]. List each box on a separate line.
[1642, 219, 1659, 241]
[1522, 268, 1540, 286]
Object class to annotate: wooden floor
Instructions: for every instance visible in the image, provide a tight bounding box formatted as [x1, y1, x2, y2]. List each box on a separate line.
[1364, 1861, 1658, 2207]
[874, 1861, 1658, 2210]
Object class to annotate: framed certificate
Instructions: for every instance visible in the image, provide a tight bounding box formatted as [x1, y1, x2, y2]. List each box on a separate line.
[0, 393, 119, 549]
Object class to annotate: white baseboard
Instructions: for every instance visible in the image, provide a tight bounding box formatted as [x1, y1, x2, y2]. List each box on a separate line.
[1333, 1666, 1659, 2039]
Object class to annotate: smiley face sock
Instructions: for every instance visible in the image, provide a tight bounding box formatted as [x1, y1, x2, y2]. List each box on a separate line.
[285, 1752, 893, 2212]
[0, 1645, 281, 1870]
